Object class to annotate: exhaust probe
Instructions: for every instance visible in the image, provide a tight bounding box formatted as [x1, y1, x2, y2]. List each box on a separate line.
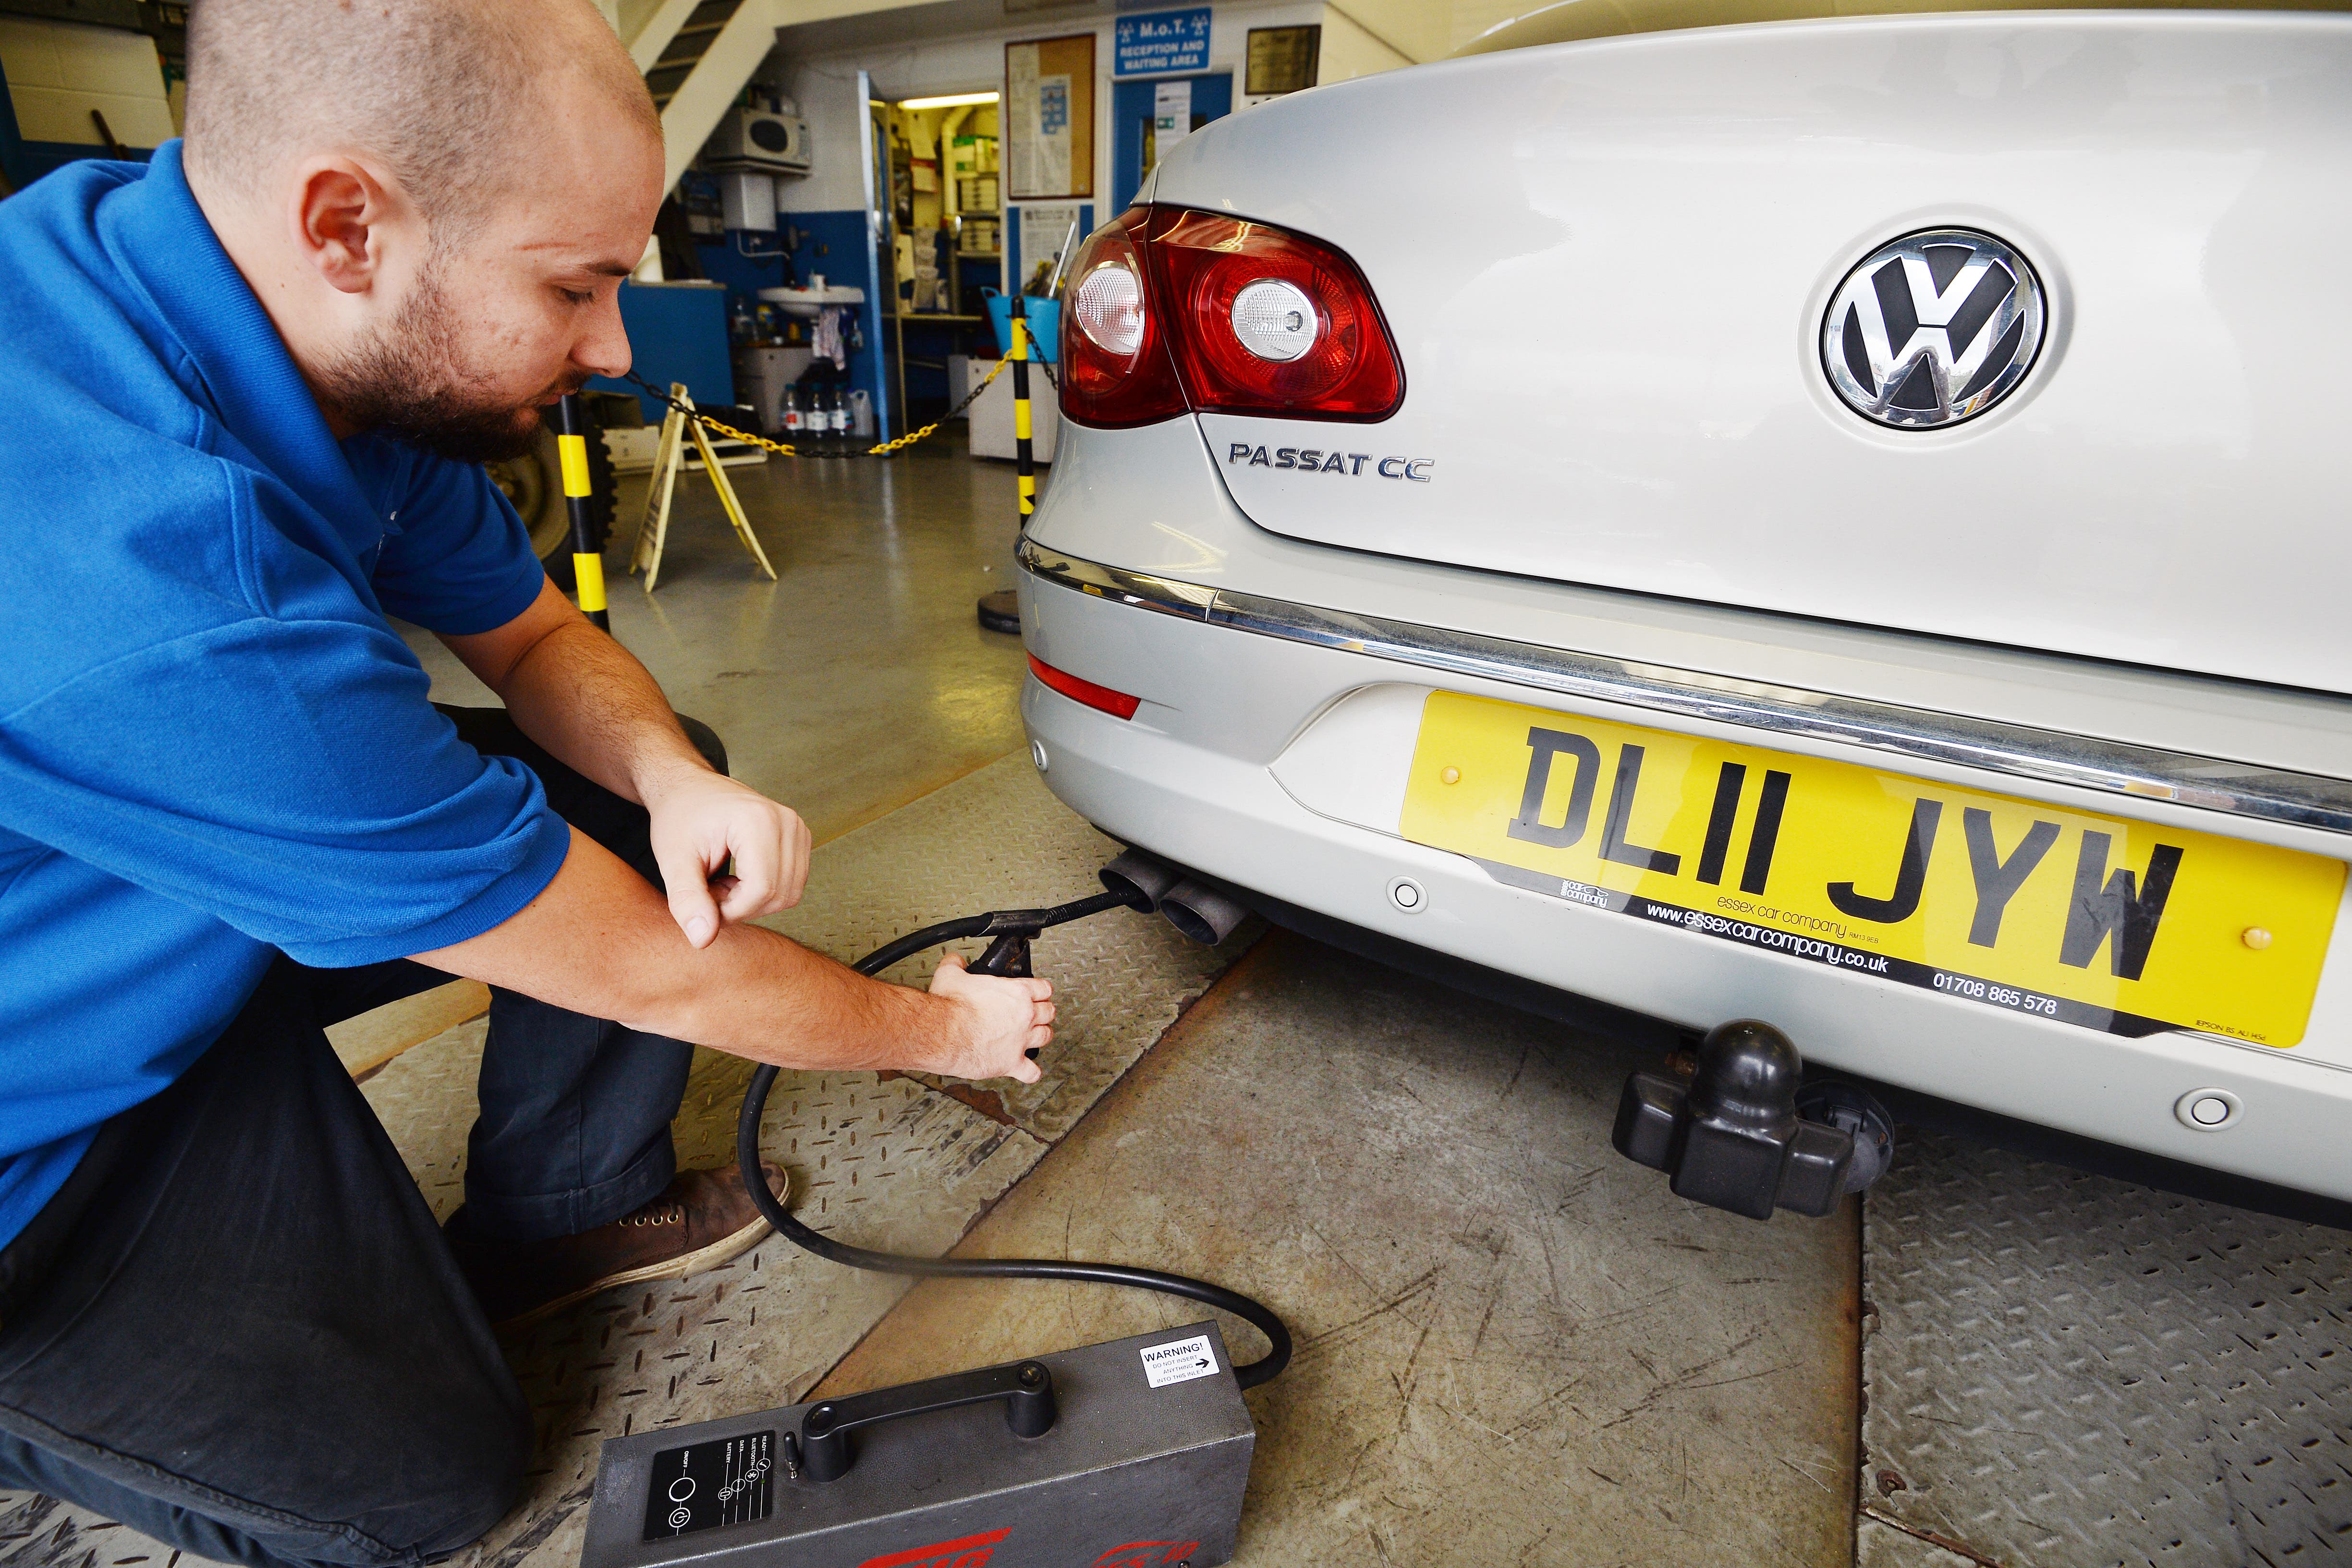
[731, 850, 1293, 1394]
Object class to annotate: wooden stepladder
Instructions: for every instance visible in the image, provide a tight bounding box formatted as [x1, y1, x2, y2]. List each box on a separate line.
[629, 382, 777, 592]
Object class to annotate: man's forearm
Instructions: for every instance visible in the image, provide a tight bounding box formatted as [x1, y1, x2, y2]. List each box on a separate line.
[439, 576, 709, 807]
[495, 612, 708, 806]
[442, 576, 812, 948]
[415, 826, 973, 1074]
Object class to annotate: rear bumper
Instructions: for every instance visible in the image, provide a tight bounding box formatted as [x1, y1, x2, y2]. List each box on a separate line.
[1015, 486, 2352, 1199]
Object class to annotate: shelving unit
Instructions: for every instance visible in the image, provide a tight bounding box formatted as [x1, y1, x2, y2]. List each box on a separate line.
[876, 97, 1005, 428]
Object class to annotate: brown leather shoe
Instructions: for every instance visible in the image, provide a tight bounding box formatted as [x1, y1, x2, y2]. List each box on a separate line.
[444, 1162, 787, 1331]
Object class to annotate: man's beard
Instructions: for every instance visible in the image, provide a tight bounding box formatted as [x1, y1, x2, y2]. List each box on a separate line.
[313, 258, 582, 464]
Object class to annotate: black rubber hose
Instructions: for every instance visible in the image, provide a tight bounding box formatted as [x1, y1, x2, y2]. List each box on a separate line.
[736, 898, 1293, 1390]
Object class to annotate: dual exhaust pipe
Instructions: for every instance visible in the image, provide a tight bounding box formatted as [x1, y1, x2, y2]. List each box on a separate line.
[1099, 849, 1249, 946]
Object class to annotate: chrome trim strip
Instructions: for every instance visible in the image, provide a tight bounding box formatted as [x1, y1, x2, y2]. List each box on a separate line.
[1018, 537, 2352, 837]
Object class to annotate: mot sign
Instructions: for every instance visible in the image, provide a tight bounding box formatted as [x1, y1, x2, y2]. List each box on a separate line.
[1115, 7, 1211, 76]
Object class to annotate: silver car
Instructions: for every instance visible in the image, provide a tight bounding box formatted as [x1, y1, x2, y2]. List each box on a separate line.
[1017, 1, 2352, 1209]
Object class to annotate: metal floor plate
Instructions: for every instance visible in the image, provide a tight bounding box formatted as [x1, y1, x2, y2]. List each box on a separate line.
[1862, 1128, 2352, 1567]
[0, 754, 1252, 1568]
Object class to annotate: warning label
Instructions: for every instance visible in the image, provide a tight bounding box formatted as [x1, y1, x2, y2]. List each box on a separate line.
[1139, 1334, 1218, 1389]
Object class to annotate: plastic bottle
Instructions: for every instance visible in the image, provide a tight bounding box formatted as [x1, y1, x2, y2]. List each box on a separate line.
[811, 385, 837, 452]
[780, 383, 803, 444]
[829, 386, 852, 452]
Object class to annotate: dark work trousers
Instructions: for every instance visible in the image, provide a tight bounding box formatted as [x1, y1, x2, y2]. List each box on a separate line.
[0, 707, 723, 1568]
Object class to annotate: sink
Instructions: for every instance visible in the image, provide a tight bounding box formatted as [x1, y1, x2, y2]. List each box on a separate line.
[757, 284, 865, 318]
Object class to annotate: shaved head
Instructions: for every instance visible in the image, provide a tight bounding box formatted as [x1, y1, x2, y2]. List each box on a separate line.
[181, 0, 665, 463]
[183, 0, 658, 230]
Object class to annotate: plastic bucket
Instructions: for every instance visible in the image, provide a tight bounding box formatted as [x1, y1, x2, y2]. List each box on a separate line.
[982, 289, 1060, 364]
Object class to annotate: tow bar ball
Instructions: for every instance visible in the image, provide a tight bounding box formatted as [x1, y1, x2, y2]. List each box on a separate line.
[1612, 1021, 1894, 1220]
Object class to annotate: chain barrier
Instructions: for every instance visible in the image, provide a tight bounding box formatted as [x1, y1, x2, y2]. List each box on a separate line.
[622, 351, 1019, 462]
[872, 352, 1013, 456]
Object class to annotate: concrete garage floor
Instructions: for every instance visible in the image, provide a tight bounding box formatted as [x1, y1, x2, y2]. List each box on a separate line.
[818, 929, 1863, 1565]
[4, 435, 2340, 1568]
[414, 437, 1032, 844]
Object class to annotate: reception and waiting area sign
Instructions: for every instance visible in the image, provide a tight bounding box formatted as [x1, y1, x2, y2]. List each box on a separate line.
[1114, 7, 1212, 76]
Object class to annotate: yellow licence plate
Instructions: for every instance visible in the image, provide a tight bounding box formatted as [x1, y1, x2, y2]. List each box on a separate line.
[1400, 692, 2346, 1046]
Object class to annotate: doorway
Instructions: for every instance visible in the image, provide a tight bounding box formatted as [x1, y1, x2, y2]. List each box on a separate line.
[1111, 72, 1232, 212]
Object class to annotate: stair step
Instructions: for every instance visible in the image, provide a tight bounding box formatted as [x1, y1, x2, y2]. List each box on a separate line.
[638, 0, 742, 118]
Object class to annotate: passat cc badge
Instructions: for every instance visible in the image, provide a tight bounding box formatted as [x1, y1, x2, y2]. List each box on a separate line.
[1822, 229, 2044, 428]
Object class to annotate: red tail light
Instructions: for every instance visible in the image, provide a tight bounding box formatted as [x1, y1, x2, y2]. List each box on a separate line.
[1027, 654, 1141, 720]
[1061, 214, 1188, 428]
[1059, 205, 1403, 429]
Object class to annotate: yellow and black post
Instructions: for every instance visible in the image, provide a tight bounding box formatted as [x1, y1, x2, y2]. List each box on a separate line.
[555, 393, 609, 632]
[976, 296, 1034, 632]
[1009, 293, 1036, 521]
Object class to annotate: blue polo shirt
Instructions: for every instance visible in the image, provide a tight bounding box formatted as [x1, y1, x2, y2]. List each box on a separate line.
[0, 142, 572, 1252]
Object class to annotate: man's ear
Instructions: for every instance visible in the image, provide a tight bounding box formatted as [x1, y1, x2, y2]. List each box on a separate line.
[288, 156, 401, 295]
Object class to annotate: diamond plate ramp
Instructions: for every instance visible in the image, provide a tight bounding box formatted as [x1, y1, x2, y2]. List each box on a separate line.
[464, 1067, 1043, 1568]
[1862, 1128, 2352, 1567]
[0, 754, 1252, 1568]
[360, 1014, 487, 1219]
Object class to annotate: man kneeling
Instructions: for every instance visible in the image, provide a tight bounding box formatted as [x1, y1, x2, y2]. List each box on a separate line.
[0, 2, 1049, 1563]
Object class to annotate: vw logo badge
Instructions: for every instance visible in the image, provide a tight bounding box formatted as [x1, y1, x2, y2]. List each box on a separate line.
[1822, 229, 2044, 428]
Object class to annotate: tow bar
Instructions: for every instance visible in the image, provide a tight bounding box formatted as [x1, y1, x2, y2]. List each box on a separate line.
[1613, 1020, 1894, 1220]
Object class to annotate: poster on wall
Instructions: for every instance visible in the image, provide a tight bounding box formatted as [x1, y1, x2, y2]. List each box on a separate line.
[1152, 80, 1191, 156]
[1005, 34, 1095, 199]
[1114, 7, 1212, 77]
[1018, 203, 1084, 286]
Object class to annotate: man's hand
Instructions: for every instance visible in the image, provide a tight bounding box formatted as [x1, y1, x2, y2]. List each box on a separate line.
[927, 953, 1055, 1084]
[438, 577, 814, 949]
[645, 768, 812, 948]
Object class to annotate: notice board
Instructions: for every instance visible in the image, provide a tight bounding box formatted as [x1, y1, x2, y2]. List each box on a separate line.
[1005, 33, 1095, 199]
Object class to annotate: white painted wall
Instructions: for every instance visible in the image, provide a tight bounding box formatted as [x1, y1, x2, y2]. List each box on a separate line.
[1316, 3, 1419, 87]
[0, 16, 174, 149]
[618, 0, 671, 42]
[772, 59, 871, 213]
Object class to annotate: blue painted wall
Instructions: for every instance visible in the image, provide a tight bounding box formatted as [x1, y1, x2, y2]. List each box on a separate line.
[659, 209, 891, 436]
[589, 281, 733, 423]
[772, 208, 890, 438]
